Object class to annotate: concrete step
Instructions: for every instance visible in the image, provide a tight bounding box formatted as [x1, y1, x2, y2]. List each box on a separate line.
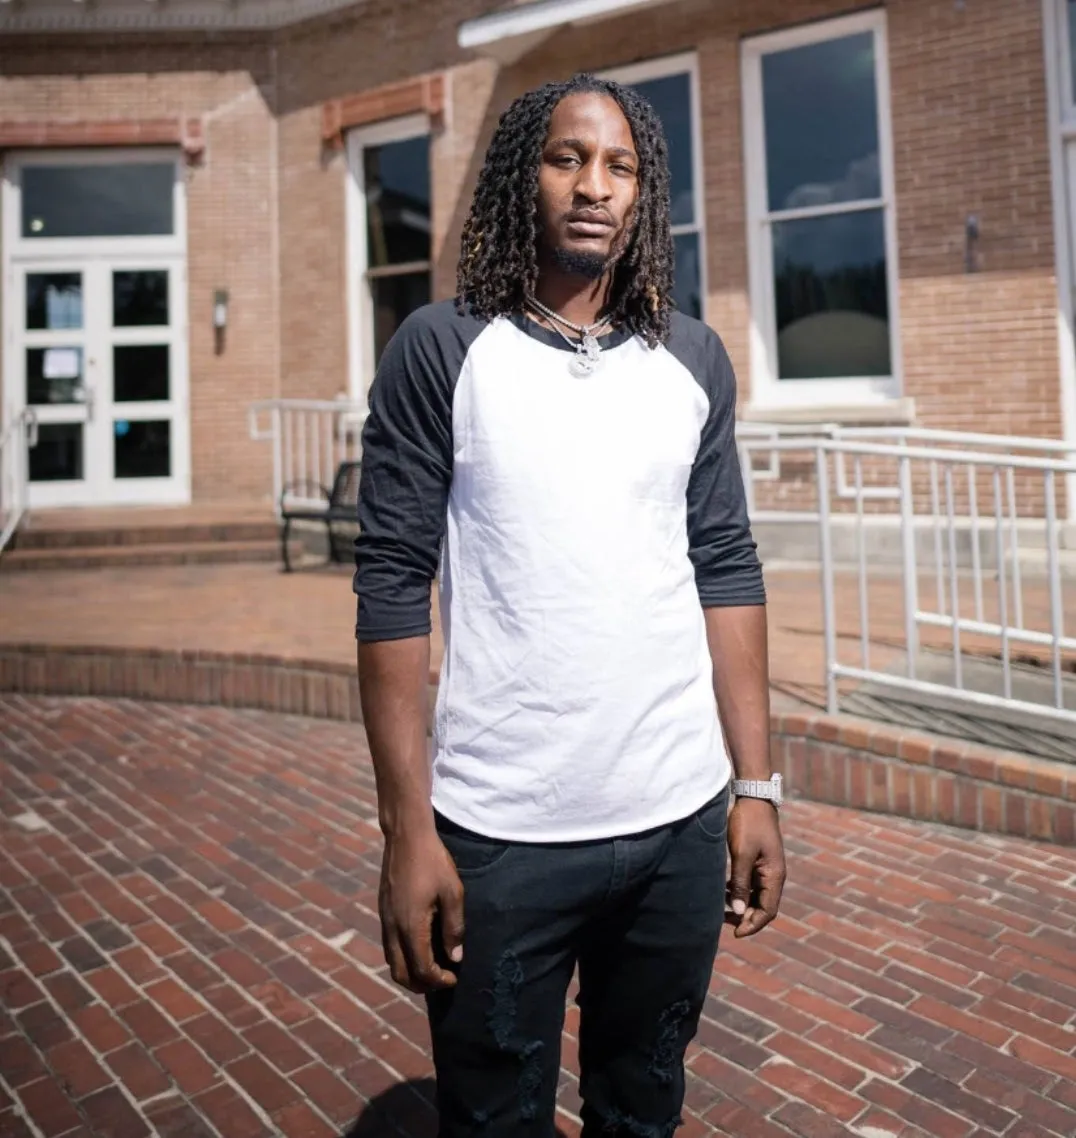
[1, 539, 284, 572]
[10, 520, 279, 551]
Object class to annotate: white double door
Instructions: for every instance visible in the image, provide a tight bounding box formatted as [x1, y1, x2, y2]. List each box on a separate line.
[10, 255, 189, 507]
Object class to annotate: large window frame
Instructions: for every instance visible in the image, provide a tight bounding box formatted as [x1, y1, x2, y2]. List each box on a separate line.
[741, 9, 902, 412]
[345, 113, 431, 402]
[600, 52, 708, 324]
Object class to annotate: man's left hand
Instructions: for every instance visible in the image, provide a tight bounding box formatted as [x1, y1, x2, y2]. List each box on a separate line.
[725, 798, 785, 938]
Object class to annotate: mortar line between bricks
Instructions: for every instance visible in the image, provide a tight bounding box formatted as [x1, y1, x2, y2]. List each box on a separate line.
[0, 920, 153, 1137]
[0, 1071, 49, 1138]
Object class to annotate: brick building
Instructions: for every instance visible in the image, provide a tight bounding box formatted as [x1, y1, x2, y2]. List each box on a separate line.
[2, 0, 1074, 517]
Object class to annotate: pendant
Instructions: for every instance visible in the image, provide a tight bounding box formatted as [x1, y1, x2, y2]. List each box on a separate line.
[568, 350, 596, 378]
[581, 333, 601, 361]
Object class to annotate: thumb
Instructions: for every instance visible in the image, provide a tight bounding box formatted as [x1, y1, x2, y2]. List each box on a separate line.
[439, 875, 466, 965]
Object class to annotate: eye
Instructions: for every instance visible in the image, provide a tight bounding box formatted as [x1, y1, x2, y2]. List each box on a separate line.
[552, 154, 580, 168]
[610, 162, 636, 176]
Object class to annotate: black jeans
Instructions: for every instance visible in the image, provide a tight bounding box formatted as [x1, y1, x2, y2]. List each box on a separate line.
[426, 789, 729, 1138]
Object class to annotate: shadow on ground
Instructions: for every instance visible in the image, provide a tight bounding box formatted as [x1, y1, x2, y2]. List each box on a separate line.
[341, 1077, 570, 1137]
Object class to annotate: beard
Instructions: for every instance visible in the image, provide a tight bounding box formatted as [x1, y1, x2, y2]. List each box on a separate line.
[549, 245, 609, 280]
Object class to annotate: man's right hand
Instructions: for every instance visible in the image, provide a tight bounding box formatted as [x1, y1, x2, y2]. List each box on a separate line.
[379, 829, 465, 993]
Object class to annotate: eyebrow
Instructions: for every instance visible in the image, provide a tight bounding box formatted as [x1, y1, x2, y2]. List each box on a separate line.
[545, 137, 638, 161]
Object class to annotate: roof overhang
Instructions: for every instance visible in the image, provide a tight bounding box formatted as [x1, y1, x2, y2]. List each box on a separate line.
[458, 0, 678, 65]
[0, 0, 367, 35]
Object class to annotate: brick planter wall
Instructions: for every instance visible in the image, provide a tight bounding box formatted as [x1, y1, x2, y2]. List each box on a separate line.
[3, 641, 1071, 845]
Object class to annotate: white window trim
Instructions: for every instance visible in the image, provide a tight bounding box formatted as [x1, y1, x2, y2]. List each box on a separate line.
[1043, 0, 1076, 519]
[600, 52, 709, 321]
[345, 113, 430, 404]
[741, 10, 903, 412]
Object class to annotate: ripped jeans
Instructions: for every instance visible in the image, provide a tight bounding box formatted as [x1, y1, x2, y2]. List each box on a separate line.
[426, 789, 729, 1138]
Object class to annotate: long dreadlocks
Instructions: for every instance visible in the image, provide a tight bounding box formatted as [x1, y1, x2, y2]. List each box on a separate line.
[456, 74, 675, 348]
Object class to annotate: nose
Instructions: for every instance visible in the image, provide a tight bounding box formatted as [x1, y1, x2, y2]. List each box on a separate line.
[574, 155, 613, 204]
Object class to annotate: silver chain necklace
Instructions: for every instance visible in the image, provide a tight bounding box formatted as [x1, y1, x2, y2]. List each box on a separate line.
[525, 295, 611, 378]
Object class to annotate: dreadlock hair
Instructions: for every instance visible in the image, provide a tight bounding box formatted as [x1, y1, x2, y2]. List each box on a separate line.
[456, 73, 674, 348]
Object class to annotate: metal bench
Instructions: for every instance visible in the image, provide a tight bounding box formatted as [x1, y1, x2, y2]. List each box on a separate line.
[279, 460, 361, 572]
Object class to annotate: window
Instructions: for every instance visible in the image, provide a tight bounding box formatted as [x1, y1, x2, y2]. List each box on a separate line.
[602, 55, 705, 321]
[21, 162, 174, 239]
[742, 11, 900, 408]
[347, 116, 431, 398]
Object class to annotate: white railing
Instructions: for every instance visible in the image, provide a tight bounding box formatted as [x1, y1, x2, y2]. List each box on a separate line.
[739, 433, 1076, 731]
[0, 409, 37, 553]
[248, 398, 367, 514]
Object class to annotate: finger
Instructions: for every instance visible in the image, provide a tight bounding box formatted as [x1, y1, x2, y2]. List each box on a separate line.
[439, 877, 466, 965]
[401, 915, 457, 992]
[735, 904, 775, 938]
[382, 920, 416, 991]
[726, 851, 754, 919]
[734, 869, 785, 939]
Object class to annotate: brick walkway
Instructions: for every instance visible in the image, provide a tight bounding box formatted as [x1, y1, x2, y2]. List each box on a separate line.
[3, 696, 1076, 1138]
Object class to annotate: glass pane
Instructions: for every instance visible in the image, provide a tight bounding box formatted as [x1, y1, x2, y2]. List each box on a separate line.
[762, 31, 880, 212]
[114, 420, 170, 479]
[371, 272, 430, 364]
[22, 163, 174, 238]
[27, 347, 84, 405]
[364, 136, 430, 267]
[113, 271, 168, 327]
[27, 273, 82, 330]
[630, 72, 695, 227]
[673, 232, 702, 320]
[773, 208, 890, 379]
[29, 423, 83, 482]
[114, 345, 169, 402]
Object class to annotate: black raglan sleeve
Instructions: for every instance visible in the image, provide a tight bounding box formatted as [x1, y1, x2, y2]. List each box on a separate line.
[683, 324, 767, 608]
[353, 302, 479, 642]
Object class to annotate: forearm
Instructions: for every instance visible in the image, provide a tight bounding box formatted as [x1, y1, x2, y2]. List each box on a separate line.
[357, 636, 434, 840]
[703, 604, 772, 781]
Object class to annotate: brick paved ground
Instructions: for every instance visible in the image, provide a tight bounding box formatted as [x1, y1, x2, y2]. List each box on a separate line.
[2, 695, 1076, 1138]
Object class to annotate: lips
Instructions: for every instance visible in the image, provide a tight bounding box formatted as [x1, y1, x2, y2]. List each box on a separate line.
[565, 215, 614, 237]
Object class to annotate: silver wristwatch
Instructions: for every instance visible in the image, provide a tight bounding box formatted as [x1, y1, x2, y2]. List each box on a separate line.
[731, 773, 783, 810]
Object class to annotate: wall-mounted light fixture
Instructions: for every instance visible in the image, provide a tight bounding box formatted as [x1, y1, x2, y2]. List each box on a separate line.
[213, 288, 229, 355]
[964, 214, 980, 274]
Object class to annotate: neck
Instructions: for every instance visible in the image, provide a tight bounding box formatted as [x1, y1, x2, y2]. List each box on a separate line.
[533, 265, 612, 327]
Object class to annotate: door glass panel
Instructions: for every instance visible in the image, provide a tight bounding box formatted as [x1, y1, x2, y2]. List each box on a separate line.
[364, 137, 431, 267]
[371, 273, 430, 364]
[26, 273, 82, 330]
[113, 271, 169, 326]
[772, 207, 890, 379]
[762, 31, 879, 212]
[22, 163, 174, 238]
[29, 424, 83, 482]
[631, 72, 695, 227]
[114, 345, 170, 402]
[1069, 1, 1076, 103]
[114, 419, 170, 479]
[673, 233, 702, 320]
[27, 346, 84, 405]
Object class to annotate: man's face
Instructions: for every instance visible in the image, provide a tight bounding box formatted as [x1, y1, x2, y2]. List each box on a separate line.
[536, 92, 639, 280]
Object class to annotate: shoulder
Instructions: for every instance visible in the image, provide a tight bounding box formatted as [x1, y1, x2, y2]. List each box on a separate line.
[376, 300, 490, 393]
[390, 299, 488, 349]
[662, 311, 735, 400]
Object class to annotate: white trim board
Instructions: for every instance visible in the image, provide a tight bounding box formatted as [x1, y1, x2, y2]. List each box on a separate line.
[740, 9, 903, 415]
[1043, 0, 1076, 520]
[458, 0, 678, 64]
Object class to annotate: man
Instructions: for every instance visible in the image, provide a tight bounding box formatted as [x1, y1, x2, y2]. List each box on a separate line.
[354, 74, 785, 1138]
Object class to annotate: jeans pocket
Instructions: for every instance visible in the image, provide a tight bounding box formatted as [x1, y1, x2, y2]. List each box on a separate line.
[692, 789, 730, 843]
[436, 814, 513, 876]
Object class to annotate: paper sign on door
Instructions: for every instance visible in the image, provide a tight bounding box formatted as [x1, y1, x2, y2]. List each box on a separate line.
[43, 348, 80, 380]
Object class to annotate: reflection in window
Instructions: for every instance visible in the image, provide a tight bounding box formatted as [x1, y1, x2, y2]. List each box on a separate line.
[22, 163, 174, 239]
[360, 134, 431, 369]
[628, 70, 703, 319]
[752, 21, 893, 384]
[27, 347, 84, 406]
[114, 420, 170, 479]
[364, 137, 431, 268]
[29, 424, 83, 482]
[27, 273, 82, 331]
[114, 271, 169, 327]
[773, 210, 890, 378]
